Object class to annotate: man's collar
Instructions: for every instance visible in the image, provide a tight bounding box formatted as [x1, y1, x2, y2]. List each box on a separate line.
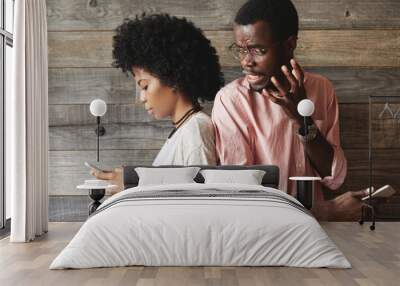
[242, 76, 251, 90]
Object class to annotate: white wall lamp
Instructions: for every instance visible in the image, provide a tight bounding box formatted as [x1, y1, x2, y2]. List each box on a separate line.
[89, 99, 107, 162]
[290, 99, 320, 210]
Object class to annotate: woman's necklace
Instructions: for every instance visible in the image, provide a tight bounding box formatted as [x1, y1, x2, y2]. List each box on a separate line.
[167, 107, 200, 139]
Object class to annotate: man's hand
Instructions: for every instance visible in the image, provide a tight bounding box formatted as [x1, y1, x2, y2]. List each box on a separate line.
[262, 59, 307, 125]
[312, 190, 369, 221]
[90, 166, 124, 195]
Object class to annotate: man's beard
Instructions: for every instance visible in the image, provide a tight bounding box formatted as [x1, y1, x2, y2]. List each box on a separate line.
[249, 77, 277, 93]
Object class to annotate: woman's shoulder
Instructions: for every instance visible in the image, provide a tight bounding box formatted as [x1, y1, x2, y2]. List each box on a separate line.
[177, 111, 214, 146]
[182, 111, 214, 134]
[180, 111, 216, 165]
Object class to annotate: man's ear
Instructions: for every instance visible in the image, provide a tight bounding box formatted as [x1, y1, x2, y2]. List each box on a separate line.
[285, 35, 298, 57]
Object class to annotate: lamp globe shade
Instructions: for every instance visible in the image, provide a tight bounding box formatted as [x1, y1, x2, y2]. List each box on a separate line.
[90, 99, 107, 117]
[297, 99, 315, 117]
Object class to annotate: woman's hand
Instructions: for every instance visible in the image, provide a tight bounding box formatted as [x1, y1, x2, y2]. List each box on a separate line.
[90, 166, 124, 195]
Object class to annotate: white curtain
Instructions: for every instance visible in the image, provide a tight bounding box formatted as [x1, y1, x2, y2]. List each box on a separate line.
[7, 0, 49, 242]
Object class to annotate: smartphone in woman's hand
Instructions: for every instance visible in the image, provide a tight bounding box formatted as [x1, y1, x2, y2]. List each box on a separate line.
[84, 161, 113, 173]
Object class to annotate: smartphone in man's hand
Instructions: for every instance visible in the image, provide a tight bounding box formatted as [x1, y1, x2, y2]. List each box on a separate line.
[362, 185, 396, 201]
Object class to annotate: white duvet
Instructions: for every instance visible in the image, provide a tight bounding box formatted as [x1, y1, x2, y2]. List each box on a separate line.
[50, 183, 351, 269]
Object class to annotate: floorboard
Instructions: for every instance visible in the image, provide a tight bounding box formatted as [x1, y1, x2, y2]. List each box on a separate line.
[0, 222, 399, 286]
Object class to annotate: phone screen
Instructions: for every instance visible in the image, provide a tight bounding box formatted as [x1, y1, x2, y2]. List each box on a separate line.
[84, 162, 112, 173]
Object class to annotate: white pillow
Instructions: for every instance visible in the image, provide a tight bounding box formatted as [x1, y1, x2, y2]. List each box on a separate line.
[200, 169, 266, 185]
[135, 167, 201, 186]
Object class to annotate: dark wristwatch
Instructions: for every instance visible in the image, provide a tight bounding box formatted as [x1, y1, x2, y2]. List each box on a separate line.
[297, 123, 318, 143]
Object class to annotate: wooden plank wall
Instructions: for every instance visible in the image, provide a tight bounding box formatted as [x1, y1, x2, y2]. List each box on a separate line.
[47, 0, 400, 216]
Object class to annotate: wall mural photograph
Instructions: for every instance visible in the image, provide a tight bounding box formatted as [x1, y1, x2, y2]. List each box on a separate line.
[1, 0, 400, 285]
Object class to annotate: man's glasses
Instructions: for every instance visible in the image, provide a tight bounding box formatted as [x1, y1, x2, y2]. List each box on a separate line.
[228, 43, 279, 61]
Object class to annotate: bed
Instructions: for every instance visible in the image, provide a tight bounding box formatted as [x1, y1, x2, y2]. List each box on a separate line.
[50, 165, 350, 269]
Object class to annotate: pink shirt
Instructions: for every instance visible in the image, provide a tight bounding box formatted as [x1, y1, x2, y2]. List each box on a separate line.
[211, 72, 347, 201]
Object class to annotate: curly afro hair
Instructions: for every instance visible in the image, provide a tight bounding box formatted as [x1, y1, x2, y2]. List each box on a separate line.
[112, 13, 224, 103]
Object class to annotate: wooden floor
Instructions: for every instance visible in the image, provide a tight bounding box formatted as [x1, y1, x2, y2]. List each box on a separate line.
[0, 222, 399, 286]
